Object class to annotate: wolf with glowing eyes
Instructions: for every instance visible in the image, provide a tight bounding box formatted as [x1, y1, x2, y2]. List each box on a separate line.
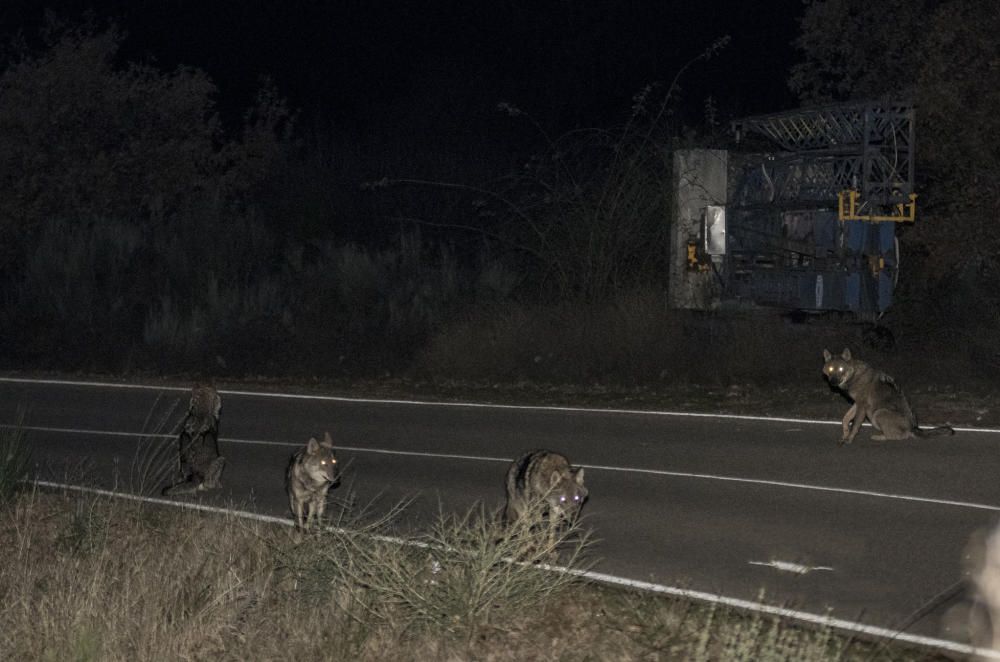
[286, 431, 341, 532]
[822, 348, 953, 444]
[504, 449, 587, 552]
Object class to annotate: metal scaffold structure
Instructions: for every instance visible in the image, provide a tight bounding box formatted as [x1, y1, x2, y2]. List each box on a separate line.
[670, 100, 916, 318]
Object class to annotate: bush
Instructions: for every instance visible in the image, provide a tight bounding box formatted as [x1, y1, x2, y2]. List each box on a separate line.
[0, 18, 295, 372]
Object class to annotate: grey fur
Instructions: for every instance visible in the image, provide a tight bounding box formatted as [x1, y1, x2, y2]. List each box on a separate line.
[162, 385, 225, 496]
[822, 348, 953, 444]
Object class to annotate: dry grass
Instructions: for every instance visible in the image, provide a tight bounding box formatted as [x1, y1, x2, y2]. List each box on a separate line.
[0, 408, 30, 503]
[0, 489, 949, 661]
[415, 292, 853, 387]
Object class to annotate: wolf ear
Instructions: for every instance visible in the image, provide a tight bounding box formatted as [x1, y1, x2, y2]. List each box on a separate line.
[321, 431, 334, 448]
[822, 349, 832, 362]
[549, 470, 563, 489]
[306, 437, 319, 454]
[841, 348, 852, 360]
[574, 467, 585, 485]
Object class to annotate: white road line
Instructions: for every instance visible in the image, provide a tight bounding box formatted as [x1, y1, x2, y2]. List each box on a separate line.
[748, 560, 835, 575]
[8, 423, 1000, 512]
[24, 479, 1000, 661]
[590, 464, 1000, 512]
[1, 375, 991, 432]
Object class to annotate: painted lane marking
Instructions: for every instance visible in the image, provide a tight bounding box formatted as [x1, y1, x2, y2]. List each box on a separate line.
[0, 375, 991, 433]
[24, 479, 1000, 661]
[588, 463, 1000, 512]
[749, 560, 834, 575]
[7, 423, 1000, 512]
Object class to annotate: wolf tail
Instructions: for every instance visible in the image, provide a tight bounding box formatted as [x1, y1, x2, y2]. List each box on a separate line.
[913, 425, 955, 438]
[162, 480, 203, 496]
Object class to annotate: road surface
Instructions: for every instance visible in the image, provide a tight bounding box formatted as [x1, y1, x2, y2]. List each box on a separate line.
[2, 376, 998, 651]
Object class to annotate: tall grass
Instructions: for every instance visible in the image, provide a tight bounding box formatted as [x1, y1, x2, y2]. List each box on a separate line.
[0, 408, 30, 502]
[123, 393, 186, 497]
[0, 490, 591, 660]
[283, 502, 591, 644]
[415, 291, 854, 387]
[0, 490, 944, 661]
[0, 490, 281, 661]
[0, 218, 477, 376]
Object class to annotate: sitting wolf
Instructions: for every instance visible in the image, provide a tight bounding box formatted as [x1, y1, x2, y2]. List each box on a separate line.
[504, 449, 588, 553]
[822, 348, 953, 444]
[162, 384, 225, 496]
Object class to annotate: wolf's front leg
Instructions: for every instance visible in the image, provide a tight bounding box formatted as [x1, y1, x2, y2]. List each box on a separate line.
[304, 498, 322, 531]
[844, 404, 867, 444]
[840, 404, 857, 444]
[541, 516, 561, 561]
[313, 495, 327, 529]
[293, 499, 307, 530]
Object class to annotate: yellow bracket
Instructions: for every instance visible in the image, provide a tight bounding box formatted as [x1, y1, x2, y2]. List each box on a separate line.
[838, 189, 917, 223]
[686, 241, 710, 272]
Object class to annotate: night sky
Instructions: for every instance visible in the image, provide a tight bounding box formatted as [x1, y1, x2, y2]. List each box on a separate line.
[1, 1, 803, 137]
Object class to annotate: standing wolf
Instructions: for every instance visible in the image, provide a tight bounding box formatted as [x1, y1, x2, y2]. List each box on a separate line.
[286, 431, 341, 532]
[162, 384, 225, 496]
[822, 348, 954, 444]
[504, 449, 588, 551]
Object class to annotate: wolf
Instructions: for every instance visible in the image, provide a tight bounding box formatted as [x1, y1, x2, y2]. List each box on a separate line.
[965, 523, 1000, 657]
[162, 384, 225, 496]
[822, 348, 953, 444]
[286, 431, 341, 532]
[504, 449, 588, 552]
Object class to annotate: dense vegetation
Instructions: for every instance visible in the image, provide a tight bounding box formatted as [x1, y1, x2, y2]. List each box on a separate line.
[1, 5, 997, 389]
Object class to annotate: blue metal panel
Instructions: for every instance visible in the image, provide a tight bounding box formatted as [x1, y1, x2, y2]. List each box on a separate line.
[828, 272, 846, 309]
[878, 222, 895, 254]
[814, 214, 838, 252]
[878, 271, 893, 311]
[843, 220, 864, 253]
[845, 272, 861, 312]
[804, 273, 822, 309]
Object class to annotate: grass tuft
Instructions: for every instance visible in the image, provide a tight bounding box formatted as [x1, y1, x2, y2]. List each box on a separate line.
[0, 408, 31, 503]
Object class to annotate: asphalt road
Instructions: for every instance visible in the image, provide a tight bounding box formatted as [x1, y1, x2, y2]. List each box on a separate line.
[3, 376, 999, 648]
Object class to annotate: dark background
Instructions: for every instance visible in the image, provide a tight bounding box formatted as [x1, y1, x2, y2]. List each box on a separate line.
[4, 0, 997, 395]
[1, 1, 801, 135]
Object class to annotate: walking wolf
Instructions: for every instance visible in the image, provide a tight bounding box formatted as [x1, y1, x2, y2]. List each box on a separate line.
[286, 431, 341, 532]
[504, 449, 587, 553]
[822, 348, 953, 444]
[162, 384, 225, 496]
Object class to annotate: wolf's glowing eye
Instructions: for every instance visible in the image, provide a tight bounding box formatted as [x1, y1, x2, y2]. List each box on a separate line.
[573, 495, 580, 501]
[320, 460, 326, 465]
[559, 496, 566, 502]
[838, 367, 844, 372]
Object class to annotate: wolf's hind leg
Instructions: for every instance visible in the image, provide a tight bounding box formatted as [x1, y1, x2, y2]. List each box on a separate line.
[201, 456, 225, 490]
[162, 480, 199, 496]
[870, 411, 913, 441]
